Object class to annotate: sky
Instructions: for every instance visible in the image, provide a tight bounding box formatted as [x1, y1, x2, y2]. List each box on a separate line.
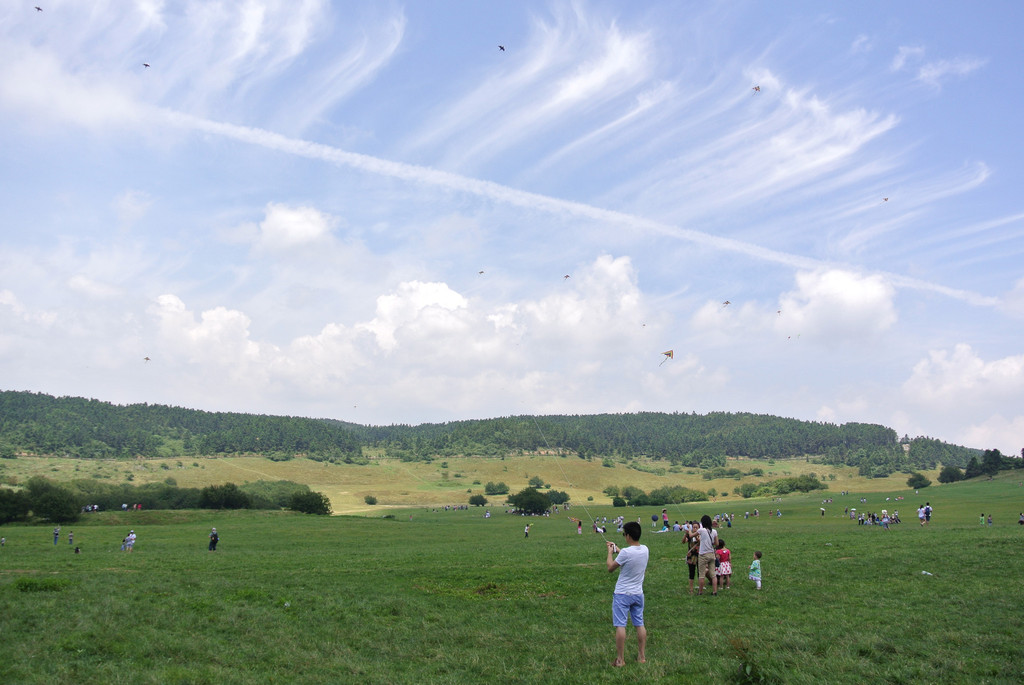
[1, 1, 1023, 453]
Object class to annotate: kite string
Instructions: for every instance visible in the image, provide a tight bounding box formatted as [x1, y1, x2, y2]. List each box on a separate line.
[529, 414, 611, 544]
[613, 412, 694, 527]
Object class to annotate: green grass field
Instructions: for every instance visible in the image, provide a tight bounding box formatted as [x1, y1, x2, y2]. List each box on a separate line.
[1, 471, 1022, 684]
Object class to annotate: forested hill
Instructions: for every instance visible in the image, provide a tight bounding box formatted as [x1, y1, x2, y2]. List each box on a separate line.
[0, 391, 979, 474]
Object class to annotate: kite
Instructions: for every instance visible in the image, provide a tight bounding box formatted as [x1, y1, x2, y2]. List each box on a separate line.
[722, 300, 731, 307]
[660, 350, 673, 366]
[143, 357, 151, 362]
[478, 270, 484, 275]
[143, 63, 151, 68]
[882, 197, 889, 203]
[752, 85, 760, 92]
[35, 6, 43, 11]
[498, 45, 505, 51]
[563, 274, 571, 280]
[777, 310, 782, 316]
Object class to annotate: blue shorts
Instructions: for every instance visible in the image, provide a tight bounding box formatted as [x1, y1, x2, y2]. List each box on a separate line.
[612, 593, 644, 627]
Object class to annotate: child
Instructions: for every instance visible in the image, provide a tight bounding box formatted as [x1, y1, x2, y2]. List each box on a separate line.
[749, 550, 762, 590]
[606, 521, 649, 668]
[715, 538, 732, 589]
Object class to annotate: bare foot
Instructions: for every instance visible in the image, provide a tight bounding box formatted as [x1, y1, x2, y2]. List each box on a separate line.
[612, 659, 625, 668]
[638, 657, 647, 664]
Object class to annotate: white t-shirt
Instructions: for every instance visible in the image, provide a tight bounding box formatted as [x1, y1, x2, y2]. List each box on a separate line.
[698, 527, 718, 554]
[613, 544, 649, 595]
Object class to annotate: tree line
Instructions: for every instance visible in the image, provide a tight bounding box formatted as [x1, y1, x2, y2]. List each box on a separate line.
[0, 391, 994, 477]
[0, 476, 332, 524]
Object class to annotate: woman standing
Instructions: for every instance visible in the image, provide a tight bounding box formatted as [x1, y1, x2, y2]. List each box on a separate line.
[696, 515, 718, 596]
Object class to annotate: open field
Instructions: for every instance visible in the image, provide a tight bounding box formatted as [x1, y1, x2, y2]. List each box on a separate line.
[0, 453, 943, 514]
[1, 472, 1022, 684]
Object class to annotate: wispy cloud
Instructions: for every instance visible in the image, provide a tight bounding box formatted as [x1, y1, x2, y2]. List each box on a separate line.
[161, 109, 998, 307]
[917, 56, 986, 88]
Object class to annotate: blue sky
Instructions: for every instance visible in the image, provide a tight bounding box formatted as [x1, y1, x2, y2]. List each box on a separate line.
[1, 1, 1022, 453]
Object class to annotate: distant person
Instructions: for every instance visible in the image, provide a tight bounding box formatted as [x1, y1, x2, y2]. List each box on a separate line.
[696, 515, 718, 596]
[715, 538, 732, 589]
[74, 546, 81, 554]
[606, 521, 648, 668]
[987, 514, 993, 527]
[53, 527, 60, 546]
[980, 513, 985, 525]
[524, 524, 530, 539]
[208, 527, 219, 551]
[1, 536, 6, 547]
[68, 531, 73, 545]
[918, 505, 926, 526]
[924, 503, 932, 524]
[1018, 513, 1024, 526]
[748, 550, 763, 590]
[126, 530, 136, 552]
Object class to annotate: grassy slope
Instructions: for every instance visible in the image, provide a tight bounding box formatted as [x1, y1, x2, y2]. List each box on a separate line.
[0, 473, 1022, 683]
[0, 453, 943, 514]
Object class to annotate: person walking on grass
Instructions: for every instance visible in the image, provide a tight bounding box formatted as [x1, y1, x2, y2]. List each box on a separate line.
[524, 524, 530, 539]
[696, 515, 718, 596]
[749, 551, 763, 590]
[208, 527, 219, 551]
[606, 521, 648, 668]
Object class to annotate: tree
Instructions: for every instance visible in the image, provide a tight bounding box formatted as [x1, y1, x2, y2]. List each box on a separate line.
[611, 496, 626, 507]
[484, 481, 509, 495]
[0, 488, 31, 524]
[25, 477, 80, 523]
[981, 449, 1003, 476]
[547, 490, 570, 505]
[937, 465, 964, 483]
[528, 475, 545, 488]
[603, 485, 620, 497]
[199, 483, 251, 509]
[507, 487, 550, 514]
[289, 491, 332, 515]
[906, 472, 931, 489]
[468, 494, 488, 506]
[964, 456, 983, 479]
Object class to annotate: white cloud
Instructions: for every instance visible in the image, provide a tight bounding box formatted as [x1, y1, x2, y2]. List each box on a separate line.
[256, 202, 336, 249]
[776, 269, 897, 342]
[903, 344, 1024, 406]
[850, 34, 872, 54]
[68, 275, 120, 300]
[960, 415, 1024, 455]
[358, 281, 469, 353]
[149, 294, 270, 373]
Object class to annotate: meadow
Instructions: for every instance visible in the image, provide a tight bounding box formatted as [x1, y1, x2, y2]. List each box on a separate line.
[1, 470, 1022, 684]
[0, 452, 940, 514]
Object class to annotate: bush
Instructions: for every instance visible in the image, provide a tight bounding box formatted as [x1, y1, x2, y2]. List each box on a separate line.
[26, 477, 80, 523]
[468, 494, 488, 506]
[906, 472, 931, 489]
[0, 487, 31, 524]
[199, 483, 251, 510]
[484, 481, 509, 495]
[612, 496, 626, 507]
[289, 491, 332, 515]
[937, 465, 964, 483]
[364, 495, 378, 505]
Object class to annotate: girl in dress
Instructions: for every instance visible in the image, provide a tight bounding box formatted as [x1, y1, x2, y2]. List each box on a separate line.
[715, 538, 732, 589]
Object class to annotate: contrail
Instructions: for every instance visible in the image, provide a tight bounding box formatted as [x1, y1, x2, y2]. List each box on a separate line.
[166, 110, 999, 307]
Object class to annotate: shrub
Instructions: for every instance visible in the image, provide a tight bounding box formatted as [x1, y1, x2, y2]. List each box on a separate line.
[468, 494, 488, 506]
[937, 465, 964, 483]
[507, 487, 549, 514]
[289, 491, 332, 515]
[364, 495, 378, 505]
[906, 472, 931, 489]
[484, 481, 509, 495]
[199, 483, 251, 510]
[612, 496, 626, 507]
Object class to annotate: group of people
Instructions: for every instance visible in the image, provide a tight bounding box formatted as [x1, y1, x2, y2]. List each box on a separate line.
[604, 514, 763, 669]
